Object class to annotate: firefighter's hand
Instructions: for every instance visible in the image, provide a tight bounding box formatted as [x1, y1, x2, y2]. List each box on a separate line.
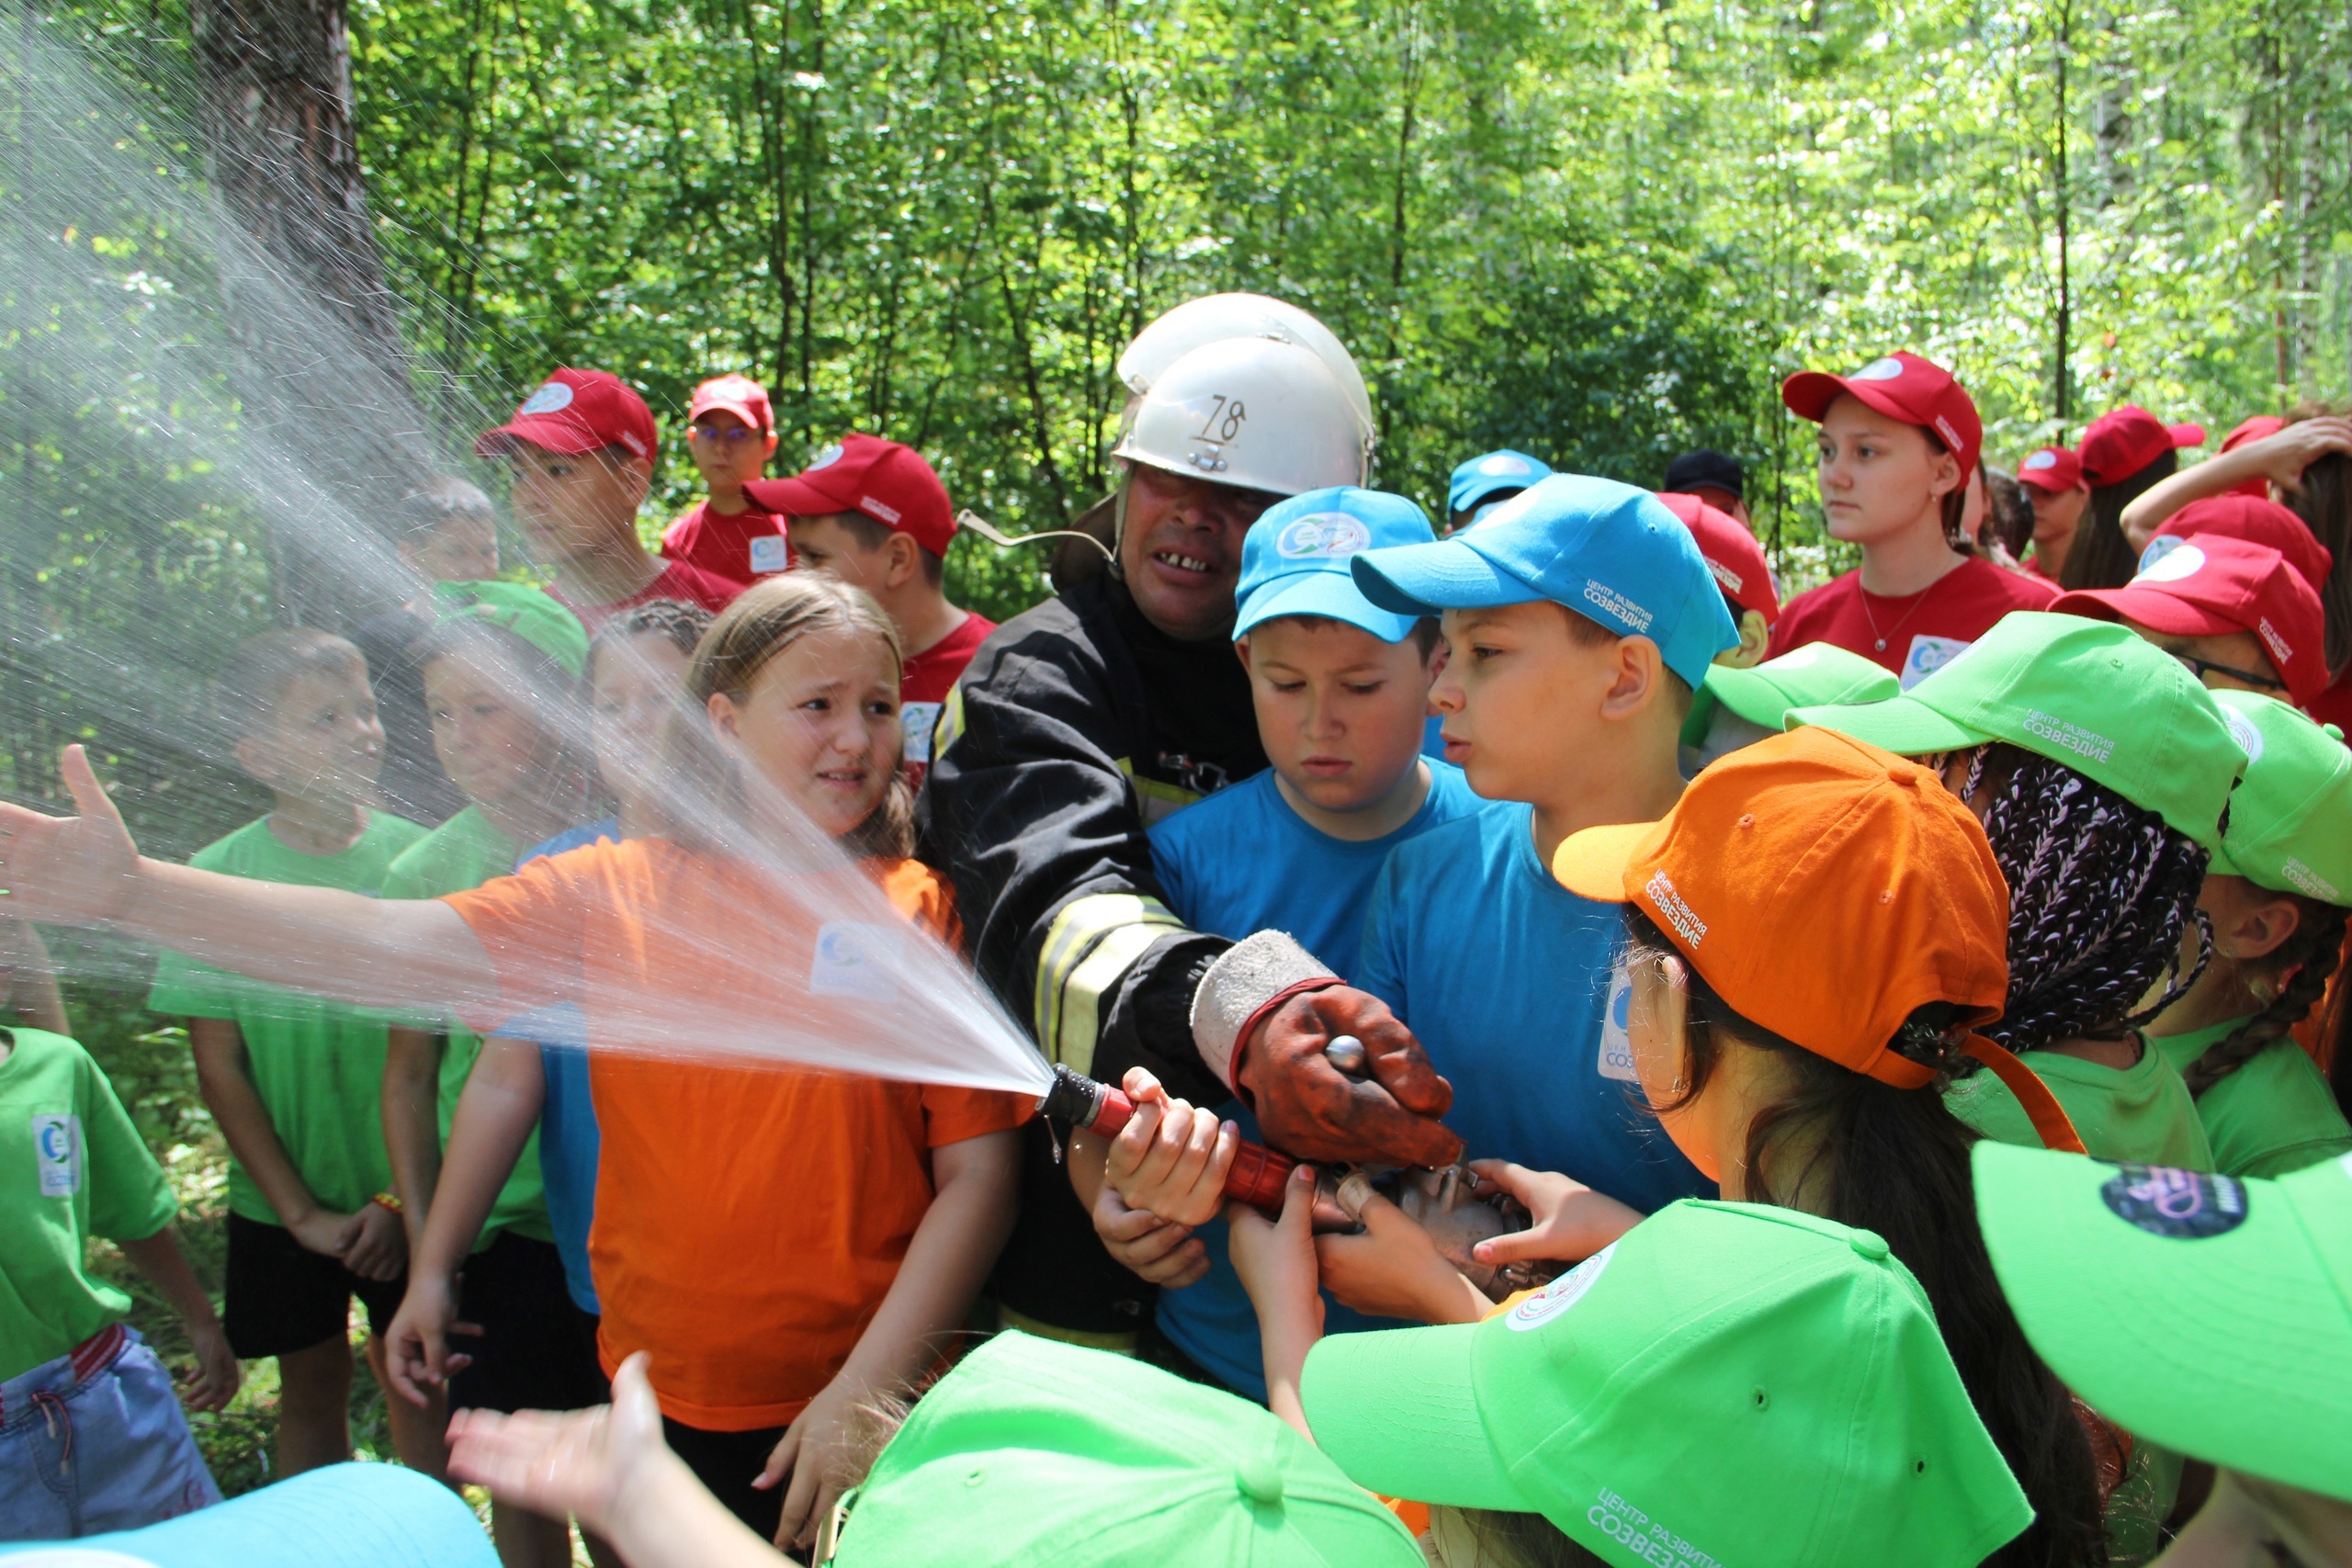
[1238, 987, 1461, 1168]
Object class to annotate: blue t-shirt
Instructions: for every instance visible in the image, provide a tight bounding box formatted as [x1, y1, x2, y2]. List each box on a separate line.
[1421, 713, 1447, 760]
[1146, 761, 1485, 1399]
[1356, 802, 1711, 1213]
[507, 818, 618, 1314]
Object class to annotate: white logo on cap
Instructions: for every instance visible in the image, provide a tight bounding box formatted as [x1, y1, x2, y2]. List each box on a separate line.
[1477, 454, 1534, 477]
[2022, 708, 2116, 764]
[1466, 488, 1540, 533]
[2223, 707, 2265, 765]
[1274, 512, 1374, 559]
[1645, 871, 1707, 948]
[1505, 1242, 1616, 1331]
[2024, 449, 2059, 470]
[860, 495, 903, 525]
[2258, 618, 2293, 668]
[1933, 416, 1965, 452]
[1584, 581, 1654, 633]
[1706, 558, 1745, 595]
[2139, 542, 2207, 584]
[1851, 356, 1906, 381]
[2282, 857, 2343, 903]
[518, 381, 575, 415]
[807, 442, 845, 470]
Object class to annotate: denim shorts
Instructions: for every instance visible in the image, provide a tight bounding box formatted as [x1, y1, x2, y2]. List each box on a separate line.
[0, 1324, 220, 1540]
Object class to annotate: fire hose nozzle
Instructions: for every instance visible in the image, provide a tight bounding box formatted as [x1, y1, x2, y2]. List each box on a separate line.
[1035, 1063, 1299, 1217]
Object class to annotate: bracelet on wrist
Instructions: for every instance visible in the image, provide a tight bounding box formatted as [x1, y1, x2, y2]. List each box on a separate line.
[370, 1190, 403, 1214]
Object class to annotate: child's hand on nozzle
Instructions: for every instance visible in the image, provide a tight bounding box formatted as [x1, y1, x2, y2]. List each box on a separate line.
[1090, 1177, 1211, 1289]
[1315, 1189, 1490, 1326]
[1102, 1066, 1238, 1227]
[448, 1349, 667, 1540]
[1224, 1162, 1323, 1339]
[1467, 1160, 1645, 1269]
[0, 744, 142, 928]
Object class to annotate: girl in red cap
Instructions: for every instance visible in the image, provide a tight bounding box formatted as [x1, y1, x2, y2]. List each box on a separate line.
[1771, 351, 2056, 686]
[2061, 404, 2210, 589]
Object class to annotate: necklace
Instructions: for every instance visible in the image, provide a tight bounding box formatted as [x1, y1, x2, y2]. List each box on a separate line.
[1858, 581, 1936, 653]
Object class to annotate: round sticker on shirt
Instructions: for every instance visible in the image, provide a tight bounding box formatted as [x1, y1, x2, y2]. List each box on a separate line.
[2099, 1163, 2249, 1239]
[1850, 356, 1906, 382]
[1505, 1242, 1616, 1332]
[1274, 512, 1373, 559]
[807, 442, 845, 471]
[518, 381, 575, 415]
[1477, 454, 1535, 478]
[2223, 707, 2265, 765]
[2138, 542, 2207, 584]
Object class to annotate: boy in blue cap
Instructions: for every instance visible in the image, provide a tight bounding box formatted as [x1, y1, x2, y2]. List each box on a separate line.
[1446, 449, 1552, 535]
[1078, 487, 1483, 1396]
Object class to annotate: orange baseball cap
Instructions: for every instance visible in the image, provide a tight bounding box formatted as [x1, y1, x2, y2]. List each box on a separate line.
[1551, 727, 2009, 1089]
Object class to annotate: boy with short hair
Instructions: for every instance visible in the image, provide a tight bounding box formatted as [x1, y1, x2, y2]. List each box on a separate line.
[146, 627, 442, 1479]
[746, 434, 994, 779]
[1089, 486, 1481, 1396]
[0, 1025, 236, 1538]
[476, 368, 740, 631]
[1445, 449, 1551, 535]
[658, 375, 786, 589]
[1657, 489, 1779, 668]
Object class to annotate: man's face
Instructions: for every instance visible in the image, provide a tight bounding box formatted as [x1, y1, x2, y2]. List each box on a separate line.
[1117, 463, 1280, 642]
[1238, 616, 1438, 816]
[1430, 602, 1626, 802]
[508, 446, 650, 564]
[687, 409, 778, 490]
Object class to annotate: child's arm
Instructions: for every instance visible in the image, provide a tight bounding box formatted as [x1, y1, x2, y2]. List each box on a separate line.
[759, 1124, 1021, 1553]
[386, 1036, 547, 1406]
[1314, 1192, 1492, 1327]
[2119, 416, 2352, 548]
[1226, 1164, 1324, 1441]
[0, 745, 492, 1009]
[380, 1029, 446, 1258]
[115, 1224, 242, 1414]
[0, 919, 69, 1033]
[189, 1017, 401, 1277]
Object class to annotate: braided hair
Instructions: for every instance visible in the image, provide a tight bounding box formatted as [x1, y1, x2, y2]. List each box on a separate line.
[1949, 744, 2213, 1053]
[2183, 897, 2350, 1097]
[588, 596, 716, 669]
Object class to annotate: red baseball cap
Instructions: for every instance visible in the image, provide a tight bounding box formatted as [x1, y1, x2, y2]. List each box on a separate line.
[476, 368, 658, 462]
[2218, 415, 2288, 498]
[2151, 495, 2334, 597]
[744, 434, 956, 557]
[688, 374, 774, 435]
[2016, 446, 2085, 493]
[1657, 491, 1779, 626]
[2078, 405, 2205, 487]
[1782, 352, 1983, 483]
[2053, 535, 2327, 705]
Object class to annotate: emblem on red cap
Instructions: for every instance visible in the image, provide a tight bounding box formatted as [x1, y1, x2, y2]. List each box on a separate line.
[520, 383, 574, 415]
[1852, 357, 1905, 381]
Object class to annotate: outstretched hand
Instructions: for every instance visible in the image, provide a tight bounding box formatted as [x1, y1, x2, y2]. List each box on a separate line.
[0, 745, 141, 927]
[1467, 1160, 1645, 1269]
[447, 1350, 665, 1537]
[1239, 986, 1462, 1168]
[1314, 1190, 1489, 1325]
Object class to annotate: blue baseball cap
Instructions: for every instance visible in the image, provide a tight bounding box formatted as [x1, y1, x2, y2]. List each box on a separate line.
[1235, 487, 1437, 644]
[1351, 473, 1739, 690]
[1448, 449, 1553, 521]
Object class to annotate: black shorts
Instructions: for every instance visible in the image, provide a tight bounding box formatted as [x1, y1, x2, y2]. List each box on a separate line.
[222, 1210, 409, 1360]
[663, 1417, 787, 1540]
[447, 1230, 609, 1415]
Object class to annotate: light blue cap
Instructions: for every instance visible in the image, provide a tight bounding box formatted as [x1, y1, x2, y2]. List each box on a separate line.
[1235, 487, 1437, 644]
[1351, 473, 1740, 689]
[1448, 449, 1553, 519]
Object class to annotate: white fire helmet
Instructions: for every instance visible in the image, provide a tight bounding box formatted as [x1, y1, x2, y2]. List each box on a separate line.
[1111, 336, 1368, 498]
[1116, 292, 1377, 456]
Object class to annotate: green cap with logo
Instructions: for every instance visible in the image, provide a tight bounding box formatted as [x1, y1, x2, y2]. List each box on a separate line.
[1975, 1141, 2352, 1503]
[2206, 689, 2352, 905]
[826, 1331, 1420, 1568]
[431, 579, 590, 679]
[1297, 1200, 2031, 1568]
[1679, 640, 1899, 750]
[1788, 611, 2245, 851]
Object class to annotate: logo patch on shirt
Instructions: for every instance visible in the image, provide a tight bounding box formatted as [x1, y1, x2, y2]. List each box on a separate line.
[1597, 961, 1637, 1083]
[1900, 635, 1972, 691]
[1273, 512, 1373, 559]
[32, 1113, 82, 1198]
[899, 701, 944, 764]
[749, 534, 790, 575]
[517, 381, 575, 415]
[2021, 707, 2116, 764]
[2100, 1164, 2247, 1238]
[809, 922, 905, 1004]
[1583, 581, 1653, 634]
[1507, 1242, 1616, 1331]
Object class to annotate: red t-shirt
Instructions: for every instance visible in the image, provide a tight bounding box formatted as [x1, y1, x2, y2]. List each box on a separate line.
[551, 559, 741, 635]
[899, 611, 995, 784]
[2306, 670, 2352, 736]
[2023, 551, 2064, 587]
[660, 500, 788, 589]
[1770, 555, 2058, 687]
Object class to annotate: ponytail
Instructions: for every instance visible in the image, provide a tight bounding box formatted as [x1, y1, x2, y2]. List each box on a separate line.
[2185, 900, 2350, 1097]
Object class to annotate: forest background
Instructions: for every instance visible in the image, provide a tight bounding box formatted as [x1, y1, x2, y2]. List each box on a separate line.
[3, 0, 2351, 1504]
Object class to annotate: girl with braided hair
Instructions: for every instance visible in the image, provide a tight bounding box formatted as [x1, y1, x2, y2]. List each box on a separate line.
[2143, 691, 2352, 1179]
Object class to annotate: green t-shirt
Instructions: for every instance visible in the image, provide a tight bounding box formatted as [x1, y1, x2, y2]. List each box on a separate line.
[380, 806, 551, 1247]
[2151, 1019, 2352, 1180]
[1949, 1037, 2215, 1169]
[148, 810, 426, 1225]
[0, 1028, 176, 1381]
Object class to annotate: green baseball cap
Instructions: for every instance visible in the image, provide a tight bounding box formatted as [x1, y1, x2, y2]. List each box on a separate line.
[431, 579, 589, 678]
[1788, 611, 2245, 851]
[1975, 1141, 2352, 1504]
[1298, 1200, 2031, 1568]
[2206, 689, 2352, 903]
[1679, 640, 1899, 750]
[827, 1331, 1420, 1567]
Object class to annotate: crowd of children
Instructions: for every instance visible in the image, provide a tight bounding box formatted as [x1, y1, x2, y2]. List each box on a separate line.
[3, 303, 2350, 1568]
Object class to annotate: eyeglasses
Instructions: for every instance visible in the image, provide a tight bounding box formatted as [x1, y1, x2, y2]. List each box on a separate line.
[688, 423, 763, 446]
[2170, 650, 2286, 693]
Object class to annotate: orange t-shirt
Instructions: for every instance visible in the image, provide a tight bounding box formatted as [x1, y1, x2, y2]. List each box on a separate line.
[441, 842, 1033, 1431]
